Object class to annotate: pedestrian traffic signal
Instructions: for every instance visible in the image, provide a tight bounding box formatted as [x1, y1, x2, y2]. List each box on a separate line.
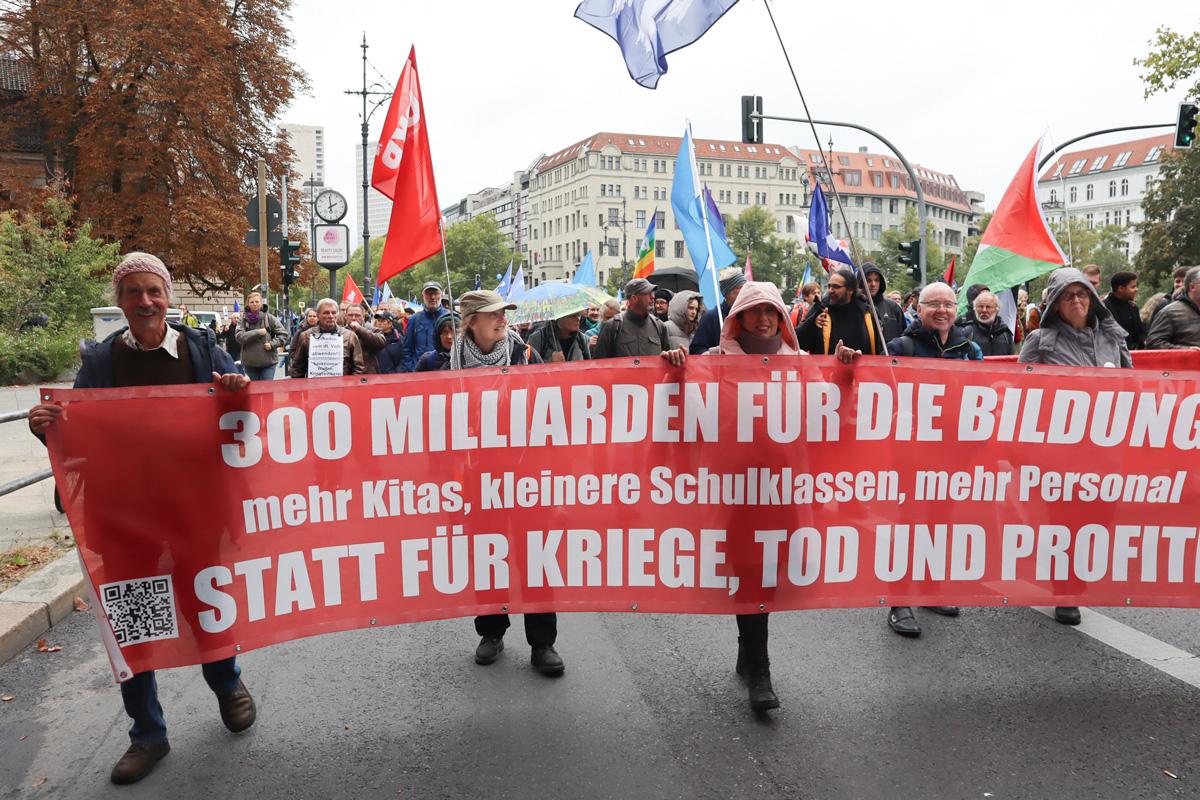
[1175, 102, 1198, 149]
[741, 95, 763, 144]
[281, 240, 301, 285]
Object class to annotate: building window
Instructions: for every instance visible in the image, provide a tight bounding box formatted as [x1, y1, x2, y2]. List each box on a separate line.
[1090, 155, 1108, 171]
[1145, 146, 1163, 162]
[854, 196, 864, 207]
[1068, 159, 1086, 175]
[843, 170, 862, 186]
[1113, 151, 1132, 168]
[870, 224, 882, 239]
[673, 240, 685, 258]
[608, 208, 620, 225]
[1069, 186, 1077, 203]
[1049, 189, 1057, 202]
[607, 237, 620, 255]
[1120, 178, 1129, 196]
[871, 197, 883, 213]
[837, 155, 850, 166]
[1052, 162, 1065, 178]
[1086, 183, 1094, 201]
[1108, 180, 1117, 198]
[871, 172, 883, 188]
[888, 198, 898, 214]
[1085, 213, 1094, 229]
[635, 210, 646, 228]
[655, 239, 664, 257]
[889, 175, 900, 188]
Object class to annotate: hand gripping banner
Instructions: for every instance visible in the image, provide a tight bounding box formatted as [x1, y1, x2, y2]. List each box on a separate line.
[43, 356, 1200, 679]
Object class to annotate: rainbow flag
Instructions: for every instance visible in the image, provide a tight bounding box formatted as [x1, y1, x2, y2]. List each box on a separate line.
[634, 211, 656, 278]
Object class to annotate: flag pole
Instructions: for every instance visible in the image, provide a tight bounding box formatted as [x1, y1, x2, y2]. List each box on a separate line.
[437, 217, 455, 313]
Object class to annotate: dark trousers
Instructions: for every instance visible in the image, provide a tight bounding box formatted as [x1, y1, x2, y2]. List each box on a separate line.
[736, 613, 769, 647]
[475, 613, 557, 647]
[119, 657, 240, 744]
[243, 364, 277, 381]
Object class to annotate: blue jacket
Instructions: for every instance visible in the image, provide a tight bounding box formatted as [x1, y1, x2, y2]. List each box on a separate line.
[887, 320, 983, 360]
[75, 323, 242, 388]
[688, 301, 731, 355]
[375, 330, 407, 374]
[403, 306, 448, 372]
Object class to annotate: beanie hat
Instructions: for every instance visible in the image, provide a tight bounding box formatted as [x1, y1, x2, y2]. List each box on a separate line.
[112, 252, 172, 296]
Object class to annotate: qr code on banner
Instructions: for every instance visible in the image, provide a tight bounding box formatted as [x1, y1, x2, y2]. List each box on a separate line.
[99, 575, 179, 646]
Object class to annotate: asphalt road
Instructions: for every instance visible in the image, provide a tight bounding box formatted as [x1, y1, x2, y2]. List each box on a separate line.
[3, 604, 1200, 799]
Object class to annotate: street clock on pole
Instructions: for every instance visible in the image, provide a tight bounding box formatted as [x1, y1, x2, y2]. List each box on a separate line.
[314, 189, 348, 223]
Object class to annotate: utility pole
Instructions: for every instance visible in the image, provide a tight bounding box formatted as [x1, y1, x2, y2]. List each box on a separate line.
[281, 171, 289, 324]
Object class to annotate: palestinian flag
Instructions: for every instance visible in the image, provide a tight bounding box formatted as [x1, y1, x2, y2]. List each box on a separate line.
[634, 211, 656, 279]
[958, 137, 1066, 314]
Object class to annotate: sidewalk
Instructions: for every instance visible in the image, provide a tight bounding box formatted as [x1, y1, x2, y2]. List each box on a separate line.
[0, 383, 71, 553]
[0, 382, 83, 665]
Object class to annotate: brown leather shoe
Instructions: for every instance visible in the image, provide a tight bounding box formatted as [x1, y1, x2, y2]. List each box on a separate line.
[216, 680, 257, 733]
[110, 741, 170, 784]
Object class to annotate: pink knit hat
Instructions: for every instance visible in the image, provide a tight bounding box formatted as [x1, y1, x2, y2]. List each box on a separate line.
[112, 252, 172, 296]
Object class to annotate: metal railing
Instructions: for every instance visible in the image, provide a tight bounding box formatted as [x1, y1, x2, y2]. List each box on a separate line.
[0, 408, 54, 499]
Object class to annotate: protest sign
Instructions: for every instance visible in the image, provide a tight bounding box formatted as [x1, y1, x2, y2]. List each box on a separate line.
[44, 356, 1200, 679]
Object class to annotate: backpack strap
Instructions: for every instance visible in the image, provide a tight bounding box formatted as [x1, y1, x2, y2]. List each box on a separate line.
[864, 313, 877, 354]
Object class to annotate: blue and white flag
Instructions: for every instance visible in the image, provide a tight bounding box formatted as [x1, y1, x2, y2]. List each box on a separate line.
[573, 251, 596, 286]
[807, 183, 853, 268]
[671, 124, 737, 308]
[380, 282, 395, 305]
[508, 263, 527, 301]
[474, 274, 482, 290]
[496, 260, 513, 296]
[575, 0, 739, 89]
[801, 262, 813, 288]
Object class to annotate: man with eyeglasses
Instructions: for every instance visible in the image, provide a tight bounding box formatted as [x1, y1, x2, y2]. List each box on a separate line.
[795, 268, 884, 356]
[961, 290, 1016, 356]
[883, 282, 982, 637]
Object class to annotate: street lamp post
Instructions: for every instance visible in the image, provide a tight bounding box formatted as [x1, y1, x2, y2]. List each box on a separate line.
[344, 34, 395, 292]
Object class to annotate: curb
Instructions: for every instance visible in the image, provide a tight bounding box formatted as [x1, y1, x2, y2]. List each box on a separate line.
[0, 552, 85, 665]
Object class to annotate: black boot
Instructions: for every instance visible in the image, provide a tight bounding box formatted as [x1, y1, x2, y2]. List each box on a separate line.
[735, 636, 747, 677]
[743, 637, 780, 711]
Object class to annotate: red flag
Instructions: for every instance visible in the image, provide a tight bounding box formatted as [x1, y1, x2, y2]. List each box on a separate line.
[343, 274, 364, 306]
[744, 253, 753, 281]
[943, 255, 957, 287]
[374, 47, 442, 285]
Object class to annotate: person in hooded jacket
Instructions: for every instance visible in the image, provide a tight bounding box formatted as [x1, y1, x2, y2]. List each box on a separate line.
[412, 313, 457, 372]
[1020, 267, 1132, 626]
[689, 267, 747, 354]
[795, 268, 884, 356]
[961, 291, 1016, 356]
[861, 263, 905, 341]
[373, 311, 408, 373]
[664, 290, 702, 351]
[702, 280, 859, 712]
[527, 311, 592, 362]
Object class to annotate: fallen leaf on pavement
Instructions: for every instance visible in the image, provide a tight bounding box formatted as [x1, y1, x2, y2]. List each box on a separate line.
[32, 777, 46, 787]
[1, 695, 14, 702]
[35, 639, 61, 653]
[19, 735, 28, 741]
[73, 596, 90, 612]
[1164, 769, 1179, 779]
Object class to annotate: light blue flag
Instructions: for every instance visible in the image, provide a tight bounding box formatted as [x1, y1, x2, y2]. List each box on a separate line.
[575, 0, 740, 89]
[573, 251, 596, 286]
[372, 285, 383, 306]
[496, 260, 513, 296]
[801, 263, 813, 288]
[381, 282, 395, 305]
[670, 125, 737, 308]
[508, 263, 527, 301]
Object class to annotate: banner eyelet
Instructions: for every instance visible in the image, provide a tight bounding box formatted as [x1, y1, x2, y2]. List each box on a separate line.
[207, 387, 215, 394]
[1025, 365, 1033, 373]
[360, 378, 368, 384]
[633, 358, 641, 366]
[631, 602, 638, 611]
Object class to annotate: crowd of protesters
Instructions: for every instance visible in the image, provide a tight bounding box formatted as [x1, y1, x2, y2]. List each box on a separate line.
[22, 248, 1200, 784]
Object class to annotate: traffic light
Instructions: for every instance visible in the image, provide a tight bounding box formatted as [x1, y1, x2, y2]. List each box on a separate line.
[280, 239, 301, 285]
[1175, 102, 1198, 149]
[898, 239, 921, 280]
[741, 95, 763, 144]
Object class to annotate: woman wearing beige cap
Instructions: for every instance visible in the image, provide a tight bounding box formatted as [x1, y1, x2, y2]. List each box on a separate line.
[445, 290, 563, 674]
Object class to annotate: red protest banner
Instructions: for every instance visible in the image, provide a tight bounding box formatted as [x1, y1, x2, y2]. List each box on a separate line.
[44, 356, 1200, 680]
[987, 349, 1200, 371]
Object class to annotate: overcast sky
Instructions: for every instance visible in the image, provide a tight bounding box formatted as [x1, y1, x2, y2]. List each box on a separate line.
[282, 0, 1196, 233]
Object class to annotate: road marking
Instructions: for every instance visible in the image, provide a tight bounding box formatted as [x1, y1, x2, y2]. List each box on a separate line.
[1034, 606, 1200, 689]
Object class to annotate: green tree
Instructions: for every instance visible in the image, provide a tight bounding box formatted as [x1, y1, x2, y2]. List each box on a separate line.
[0, 195, 119, 382]
[961, 211, 993, 271]
[1133, 24, 1200, 295]
[604, 261, 634, 297]
[874, 206, 944, 294]
[726, 206, 805, 293]
[339, 215, 524, 304]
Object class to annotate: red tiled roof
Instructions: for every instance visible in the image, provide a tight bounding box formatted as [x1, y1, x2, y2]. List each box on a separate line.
[534, 131, 973, 213]
[1037, 133, 1173, 183]
[793, 147, 972, 212]
[535, 131, 795, 171]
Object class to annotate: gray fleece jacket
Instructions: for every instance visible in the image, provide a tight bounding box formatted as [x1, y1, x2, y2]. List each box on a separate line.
[1019, 268, 1132, 369]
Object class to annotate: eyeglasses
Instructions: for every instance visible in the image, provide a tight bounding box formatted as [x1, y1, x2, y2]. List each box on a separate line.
[1059, 290, 1092, 304]
[920, 301, 957, 310]
[828, 283, 846, 290]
